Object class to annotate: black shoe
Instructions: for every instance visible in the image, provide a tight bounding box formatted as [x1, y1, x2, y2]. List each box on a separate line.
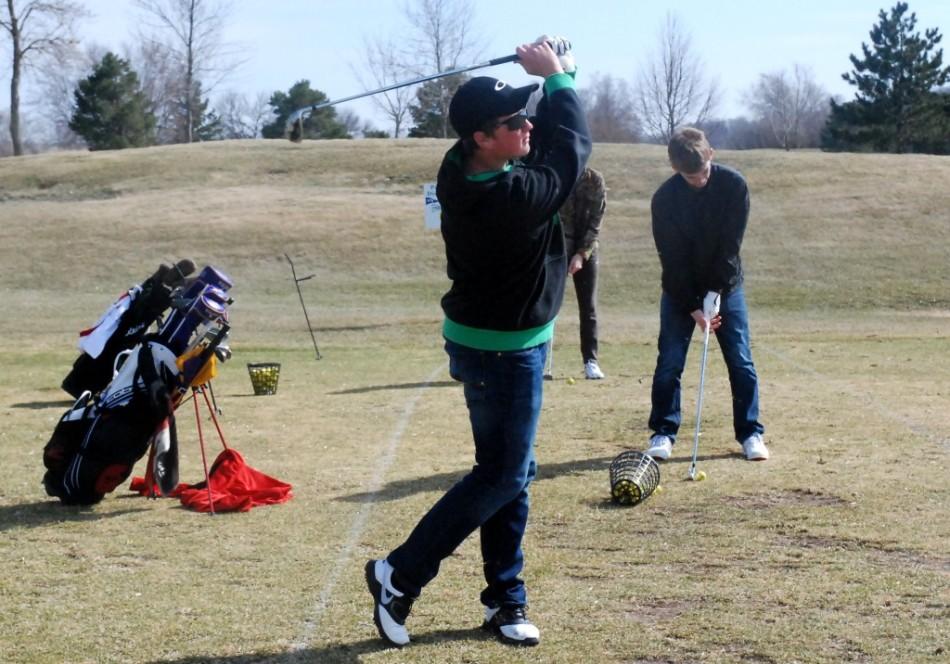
[365, 559, 413, 646]
[483, 605, 540, 646]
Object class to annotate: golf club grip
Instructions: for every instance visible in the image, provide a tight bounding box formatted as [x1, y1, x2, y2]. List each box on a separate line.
[487, 54, 519, 65]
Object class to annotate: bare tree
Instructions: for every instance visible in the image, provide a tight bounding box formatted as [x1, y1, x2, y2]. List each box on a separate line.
[335, 108, 365, 137]
[134, 0, 243, 143]
[580, 73, 640, 143]
[215, 89, 268, 138]
[357, 34, 413, 137]
[635, 12, 719, 144]
[746, 64, 829, 150]
[125, 38, 181, 143]
[30, 42, 108, 149]
[0, 0, 85, 155]
[401, 0, 483, 138]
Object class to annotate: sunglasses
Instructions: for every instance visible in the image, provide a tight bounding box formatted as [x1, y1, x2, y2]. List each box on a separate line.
[490, 109, 530, 132]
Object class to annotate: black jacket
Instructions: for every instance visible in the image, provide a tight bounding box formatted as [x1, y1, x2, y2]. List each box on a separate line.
[438, 75, 591, 342]
[651, 163, 749, 312]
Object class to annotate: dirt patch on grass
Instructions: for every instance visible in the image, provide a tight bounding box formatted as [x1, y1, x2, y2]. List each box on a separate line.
[727, 488, 850, 509]
[777, 532, 950, 572]
[624, 598, 696, 625]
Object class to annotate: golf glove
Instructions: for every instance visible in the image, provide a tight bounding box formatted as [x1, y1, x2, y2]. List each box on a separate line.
[534, 34, 575, 73]
[702, 291, 721, 320]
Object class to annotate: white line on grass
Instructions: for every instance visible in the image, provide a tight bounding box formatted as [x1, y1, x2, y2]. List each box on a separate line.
[290, 362, 447, 652]
[759, 345, 949, 452]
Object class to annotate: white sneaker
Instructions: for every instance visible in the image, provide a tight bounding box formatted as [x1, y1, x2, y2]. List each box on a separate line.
[365, 559, 413, 646]
[584, 360, 605, 379]
[645, 434, 673, 461]
[742, 433, 769, 461]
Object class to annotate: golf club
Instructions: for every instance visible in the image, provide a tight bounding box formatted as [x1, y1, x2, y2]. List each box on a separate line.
[286, 53, 518, 141]
[285, 253, 321, 360]
[687, 322, 711, 481]
[688, 292, 720, 481]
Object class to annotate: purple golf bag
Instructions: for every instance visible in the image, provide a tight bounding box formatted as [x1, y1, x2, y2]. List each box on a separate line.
[44, 266, 233, 505]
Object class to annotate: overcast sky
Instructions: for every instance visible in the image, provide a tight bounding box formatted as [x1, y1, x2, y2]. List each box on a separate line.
[4, 0, 950, 134]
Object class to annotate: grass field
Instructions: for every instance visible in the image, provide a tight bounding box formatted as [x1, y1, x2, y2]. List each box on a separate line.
[0, 139, 948, 664]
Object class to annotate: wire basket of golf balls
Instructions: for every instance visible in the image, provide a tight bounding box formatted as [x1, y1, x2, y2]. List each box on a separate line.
[247, 362, 281, 396]
[609, 450, 660, 506]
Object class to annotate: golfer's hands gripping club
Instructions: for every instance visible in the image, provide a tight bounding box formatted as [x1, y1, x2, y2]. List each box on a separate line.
[516, 39, 564, 78]
[534, 34, 575, 73]
[692, 291, 722, 333]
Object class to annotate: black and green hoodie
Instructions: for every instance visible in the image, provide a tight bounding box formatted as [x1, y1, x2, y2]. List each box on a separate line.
[437, 73, 591, 351]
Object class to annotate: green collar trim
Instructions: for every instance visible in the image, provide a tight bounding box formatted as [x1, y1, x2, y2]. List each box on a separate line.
[466, 162, 513, 181]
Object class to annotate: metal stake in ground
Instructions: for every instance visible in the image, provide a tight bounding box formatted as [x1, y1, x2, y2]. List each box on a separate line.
[687, 322, 712, 481]
[285, 253, 322, 360]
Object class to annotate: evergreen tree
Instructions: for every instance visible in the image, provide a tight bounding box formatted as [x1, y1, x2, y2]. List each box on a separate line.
[261, 80, 350, 139]
[407, 75, 466, 138]
[823, 2, 949, 153]
[171, 80, 223, 142]
[69, 53, 156, 151]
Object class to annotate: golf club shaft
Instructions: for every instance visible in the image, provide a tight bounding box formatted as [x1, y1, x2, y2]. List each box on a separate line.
[688, 323, 711, 478]
[286, 53, 518, 135]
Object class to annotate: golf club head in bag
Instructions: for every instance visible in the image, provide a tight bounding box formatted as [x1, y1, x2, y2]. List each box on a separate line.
[609, 451, 661, 506]
[62, 259, 197, 398]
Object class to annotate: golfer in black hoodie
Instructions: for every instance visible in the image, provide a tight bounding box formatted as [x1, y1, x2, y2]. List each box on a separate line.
[365, 38, 590, 648]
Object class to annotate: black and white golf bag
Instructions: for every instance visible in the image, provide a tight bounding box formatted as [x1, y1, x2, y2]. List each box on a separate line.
[61, 260, 197, 399]
[44, 265, 233, 506]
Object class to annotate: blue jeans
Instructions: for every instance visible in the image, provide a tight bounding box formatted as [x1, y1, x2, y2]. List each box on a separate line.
[387, 340, 546, 608]
[649, 288, 764, 443]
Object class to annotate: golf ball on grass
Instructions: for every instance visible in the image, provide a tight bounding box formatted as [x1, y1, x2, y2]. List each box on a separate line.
[696, 470, 706, 481]
[566, 377, 575, 385]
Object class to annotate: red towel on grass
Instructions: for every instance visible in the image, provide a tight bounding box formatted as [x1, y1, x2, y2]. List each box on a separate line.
[130, 449, 292, 512]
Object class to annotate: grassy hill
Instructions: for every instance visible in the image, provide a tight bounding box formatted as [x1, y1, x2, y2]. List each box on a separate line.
[0, 141, 948, 663]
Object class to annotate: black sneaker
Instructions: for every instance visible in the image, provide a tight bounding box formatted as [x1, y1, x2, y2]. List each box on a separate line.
[483, 605, 540, 646]
[365, 559, 414, 647]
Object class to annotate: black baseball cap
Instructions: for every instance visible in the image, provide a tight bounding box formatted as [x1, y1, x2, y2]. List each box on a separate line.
[449, 76, 539, 138]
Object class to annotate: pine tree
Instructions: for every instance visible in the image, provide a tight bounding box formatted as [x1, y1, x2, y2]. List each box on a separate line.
[261, 80, 350, 140]
[823, 2, 949, 153]
[407, 75, 465, 138]
[69, 53, 156, 151]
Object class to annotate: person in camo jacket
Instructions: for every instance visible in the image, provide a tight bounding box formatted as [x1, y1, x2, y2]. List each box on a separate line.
[554, 166, 607, 380]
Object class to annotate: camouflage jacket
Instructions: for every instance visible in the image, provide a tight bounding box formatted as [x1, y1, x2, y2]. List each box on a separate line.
[560, 166, 606, 260]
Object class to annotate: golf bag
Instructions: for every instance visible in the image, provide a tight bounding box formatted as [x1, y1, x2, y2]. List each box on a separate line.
[61, 260, 197, 398]
[44, 265, 233, 506]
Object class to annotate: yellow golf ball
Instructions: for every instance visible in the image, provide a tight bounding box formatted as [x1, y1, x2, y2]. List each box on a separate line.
[567, 377, 575, 385]
[655, 485, 664, 494]
[696, 471, 707, 481]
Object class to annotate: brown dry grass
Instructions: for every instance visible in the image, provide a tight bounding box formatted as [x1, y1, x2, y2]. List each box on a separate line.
[0, 140, 948, 663]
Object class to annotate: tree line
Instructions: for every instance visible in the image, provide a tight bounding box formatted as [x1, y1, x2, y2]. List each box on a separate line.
[2, 1, 947, 155]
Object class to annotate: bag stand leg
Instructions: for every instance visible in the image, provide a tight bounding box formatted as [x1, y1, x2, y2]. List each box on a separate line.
[193, 388, 216, 515]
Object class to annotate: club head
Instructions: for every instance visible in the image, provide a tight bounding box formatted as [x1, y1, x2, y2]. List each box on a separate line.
[287, 110, 305, 142]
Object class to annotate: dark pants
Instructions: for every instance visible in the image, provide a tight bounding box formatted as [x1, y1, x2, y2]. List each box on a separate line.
[571, 253, 599, 362]
[387, 340, 546, 608]
[649, 287, 764, 443]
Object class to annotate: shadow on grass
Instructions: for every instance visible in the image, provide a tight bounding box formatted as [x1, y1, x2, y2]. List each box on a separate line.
[143, 627, 489, 664]
[328, 380, 458, 395]
[335, 452, 741, 503]
[0, 499, 149, 531]
[10, 399, 74, 410]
